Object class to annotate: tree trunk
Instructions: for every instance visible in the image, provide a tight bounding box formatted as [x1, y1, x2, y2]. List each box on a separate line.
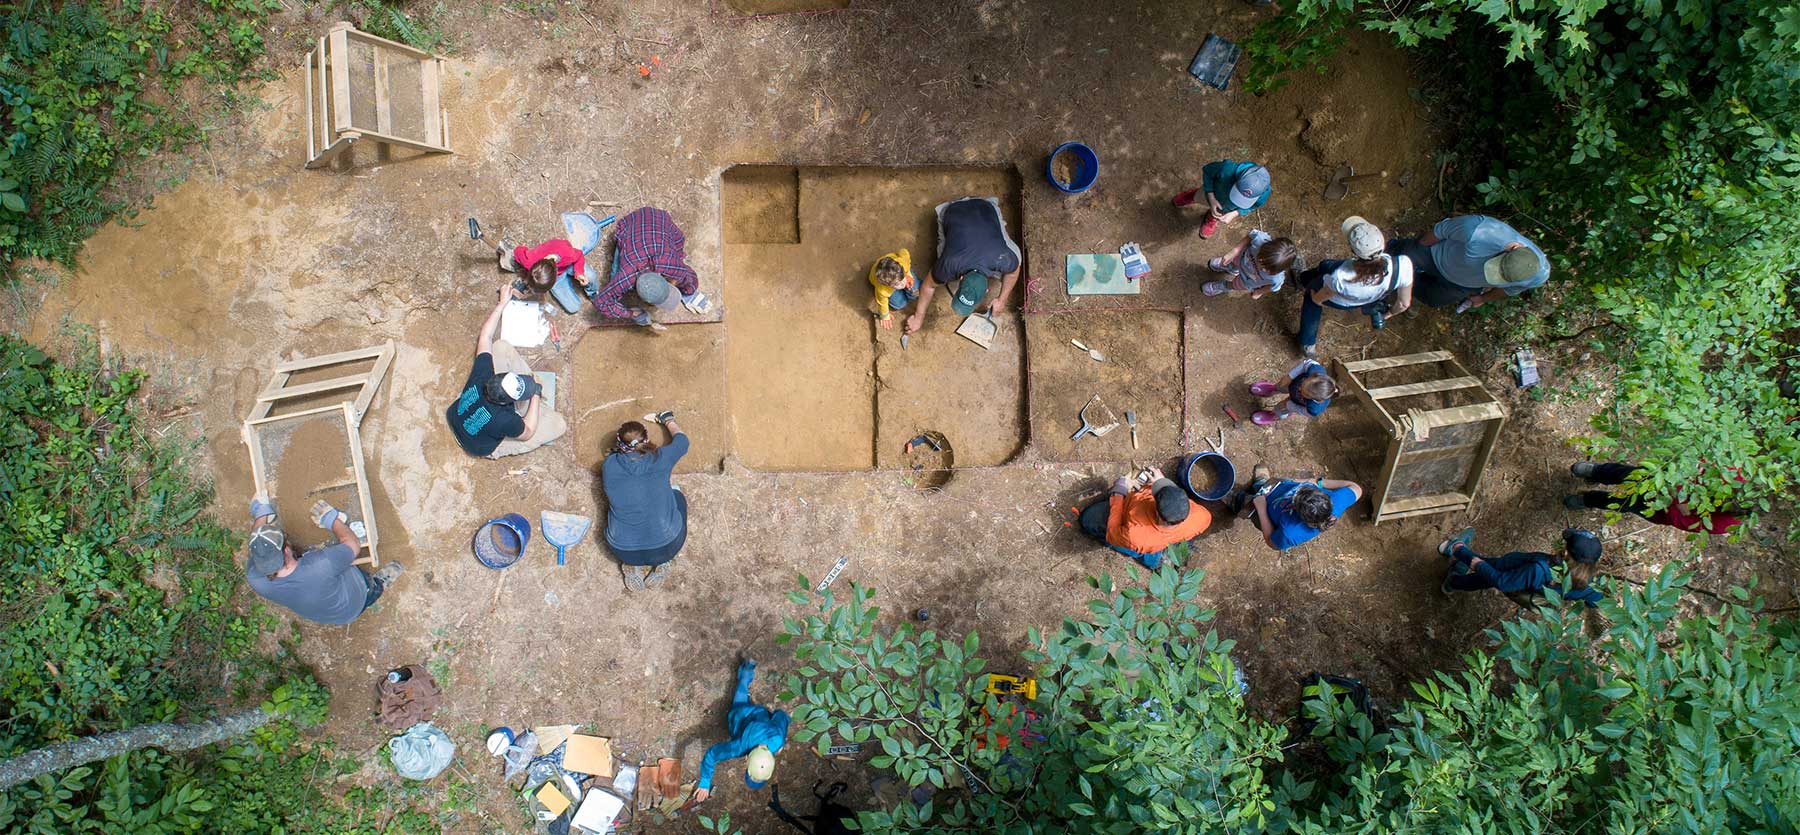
[0, 707, 273, 790]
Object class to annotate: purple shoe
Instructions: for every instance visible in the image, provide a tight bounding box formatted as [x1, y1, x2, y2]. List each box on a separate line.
[1248, 381, 1280, 397]
[1202, 281, 1230, 296]
[1252, 409, 1286, 426]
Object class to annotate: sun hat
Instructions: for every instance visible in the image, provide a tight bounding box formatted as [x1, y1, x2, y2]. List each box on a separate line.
[1484, 247, 1544, 286]
[951, 271, 989, 316]
[1341, 216, 1385, 259]
[635, 270, 681, 311]
[1228, 164, 1271, 210]
[248, 520, 287, 575]
[745, 745, 775, 789]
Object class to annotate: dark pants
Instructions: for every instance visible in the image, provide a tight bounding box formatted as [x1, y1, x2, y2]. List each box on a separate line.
[1076, 499, 1161, 568]
[1575, 463, 1654, 515]
[1444, 544, 1541, 592]
[362, 570, 386, 609]
[608, 490, 690, 566]
[1387, 238, 1479, 308]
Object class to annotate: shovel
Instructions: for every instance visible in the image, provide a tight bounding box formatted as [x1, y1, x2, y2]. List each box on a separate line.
[540, 510, 593, 566]
[1323, 165, 1388, 201]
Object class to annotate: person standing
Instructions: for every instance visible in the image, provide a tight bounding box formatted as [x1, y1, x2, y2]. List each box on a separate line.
[1074, 466, 1211, 569]
[1294, 218, 1413, 358]
[1386, 214, 1549, 312]
[602, 414, 690, 590]
[1202, 229, 1299, 298]
[903, 197, 1023, 334]
[446, 284, 566, 458]
[244, 497, 402, 626]
[1438, 527, 1603, 607]
[1562, 461, 1745, 535]
[691, 656, 789, 805]
[584, 206, 706, 328]
[1173, 161, 1271, 239]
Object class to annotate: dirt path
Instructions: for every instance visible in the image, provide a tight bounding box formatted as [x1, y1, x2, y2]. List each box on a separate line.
[17, 0, 1764, 831]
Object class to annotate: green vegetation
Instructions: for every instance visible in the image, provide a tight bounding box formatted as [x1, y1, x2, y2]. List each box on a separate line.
[0, 0, 278, 276]
[1245, 0, 1800, 523]
[0, 334, 431, 832]
[775, 566, 1800, 833]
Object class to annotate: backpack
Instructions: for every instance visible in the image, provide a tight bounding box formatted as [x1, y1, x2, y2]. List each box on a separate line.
[768, 781, 856, 835]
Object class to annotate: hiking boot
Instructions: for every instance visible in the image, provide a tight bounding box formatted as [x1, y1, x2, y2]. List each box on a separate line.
[1562, 493, 1588, 511]
[1570, 461, 1597, 479]
[372, 561, 405, 586]
[623, 564, 650, 592]
[644, 562, 671, 588]
[1439, 527, 1475, 558]
[1172, 188, 1200, 208]
[1198, 216, 1220, 239]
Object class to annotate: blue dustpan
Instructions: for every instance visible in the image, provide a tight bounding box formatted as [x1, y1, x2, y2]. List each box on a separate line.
[540, 510, 593, 566]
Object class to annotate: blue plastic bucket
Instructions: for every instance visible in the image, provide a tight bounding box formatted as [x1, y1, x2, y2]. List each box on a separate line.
[473, 513, 532, 569]
[1178, 452, 1237, 502]
[1046, 142, 1099, 194]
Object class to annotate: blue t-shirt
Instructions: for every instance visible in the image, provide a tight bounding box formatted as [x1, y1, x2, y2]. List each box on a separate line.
[446, 353, 526, 457]
[602, 433, 690, 553]
[1428, 215, 1549, 293]
[1264, 480, 1359, 550]
[245, 543, 368, 625]
[1287, 360, 1333, 418]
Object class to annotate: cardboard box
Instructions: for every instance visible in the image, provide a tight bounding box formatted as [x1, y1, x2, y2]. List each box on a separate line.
[564, 734, 614, 778]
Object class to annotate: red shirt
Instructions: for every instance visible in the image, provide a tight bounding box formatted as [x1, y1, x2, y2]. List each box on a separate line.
[512, 239, 584, 278]
[1650, 503, 1742, 535]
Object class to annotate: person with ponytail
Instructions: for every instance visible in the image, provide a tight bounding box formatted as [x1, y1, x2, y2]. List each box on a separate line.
[601, 413, 689, 591]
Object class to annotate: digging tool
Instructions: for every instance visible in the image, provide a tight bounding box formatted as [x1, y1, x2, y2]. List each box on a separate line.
[1070, 339, 1105, 362]
[1205, 427, 1226, 454]
[1071, 395, 1101, 441]
[1223, 405, 1242, 425]
[955, 312, 997, 350]
[1126, 410, 1139, 450]
[900, 334, 909, 349]
[1323, 165, 1389, 201]
[540, 510, 593, 567]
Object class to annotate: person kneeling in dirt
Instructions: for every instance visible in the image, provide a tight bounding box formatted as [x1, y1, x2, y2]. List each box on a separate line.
[446, 285, 567, 458]
[602, 415, 689, 590]
[1237, 466, 1363, 552]
[586, 206, 707, 329]
[1076, 466, 1210, 569]
[245, 497, 401, 626]
[902, 196, 1022, 335]
[1438, 527, 1603, 607]
[692, 655, 789, 805]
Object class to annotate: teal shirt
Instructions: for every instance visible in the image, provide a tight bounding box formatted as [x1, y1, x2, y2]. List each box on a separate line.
[1201, 160, 1270, 214]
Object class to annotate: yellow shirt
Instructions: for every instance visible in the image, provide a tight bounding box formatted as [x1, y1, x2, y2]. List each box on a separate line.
[867, 249, 916, 320]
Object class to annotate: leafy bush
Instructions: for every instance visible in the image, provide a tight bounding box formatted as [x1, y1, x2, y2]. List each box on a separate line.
[0, 0, 275, 275]
[1246, 0, 1800, 523]
[777, 564, 1800, 833]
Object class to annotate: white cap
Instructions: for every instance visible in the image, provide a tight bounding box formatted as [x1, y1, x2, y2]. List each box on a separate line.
[1341, 216, 1385, 259]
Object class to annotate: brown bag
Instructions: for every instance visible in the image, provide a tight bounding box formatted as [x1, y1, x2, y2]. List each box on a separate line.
[375, 665, 442, 729]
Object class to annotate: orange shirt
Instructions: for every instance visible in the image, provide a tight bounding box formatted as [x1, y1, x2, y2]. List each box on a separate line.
[1107, 487, 1210, 553]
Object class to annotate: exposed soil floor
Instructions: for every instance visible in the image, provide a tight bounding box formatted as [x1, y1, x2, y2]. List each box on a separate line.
[16, 1, 1790, 832]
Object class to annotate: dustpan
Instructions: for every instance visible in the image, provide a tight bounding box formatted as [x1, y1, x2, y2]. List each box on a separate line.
[955, 312, 997, 350]
[540, 510, 593, 566]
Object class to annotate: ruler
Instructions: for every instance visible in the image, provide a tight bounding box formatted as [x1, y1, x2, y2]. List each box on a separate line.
[815, 556, 849, 593]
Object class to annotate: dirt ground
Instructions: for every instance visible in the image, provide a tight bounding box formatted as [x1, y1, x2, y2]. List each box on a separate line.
[16, 0, 1791, 831]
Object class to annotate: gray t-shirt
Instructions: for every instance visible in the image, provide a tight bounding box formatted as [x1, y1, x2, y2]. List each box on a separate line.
[931, 197, 1021, 283]
[1429, 215, 1549, 293]
[603, 433, 690, 553]
[245, 542, 369, 625]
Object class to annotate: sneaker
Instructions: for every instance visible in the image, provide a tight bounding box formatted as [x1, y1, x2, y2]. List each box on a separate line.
[372, 561, 405, 586]
[1300, 344, 1318, 360]
[623, 564, 650, 592]
[1570, 462, 1597, 479]
[1202, 280, 1229, 297]
[1249, 381, 1281, 397]
[1198, 216, 1220, 239]
[1207, 257, 1228, 272]
[1562, 494, 1588, 511]
[1249, 464, 1272, 493]
[1172, 188, 1200, 208]
[644, 562, 671, 588]
[1438, 527, 1475, 558]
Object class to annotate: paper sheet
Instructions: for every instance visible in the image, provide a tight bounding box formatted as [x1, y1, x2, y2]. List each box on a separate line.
[1066, 254, 1139, 296]
[499, 300, 550, 347]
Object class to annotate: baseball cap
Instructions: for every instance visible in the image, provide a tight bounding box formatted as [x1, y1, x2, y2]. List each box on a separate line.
[498, 372, 540, 402]
[1228, 164, 1270, 210]
[1483, 247, 1544, 286]
[744, 745, 775, 789]
[951, 271, 989, 316]
[1341, 216, 1385, 259]
[1563, 528, 1602, 564]
[248, 520, 287, 575]
[635, 271, 680, 311]
[1153, 484, 1190, 525]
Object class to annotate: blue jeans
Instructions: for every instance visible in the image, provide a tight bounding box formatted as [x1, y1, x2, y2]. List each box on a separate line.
[888, 285, 918, 311]
[734, 660, 755, 708]
[1295, 260, 1383, 350]
[1077, 499, 1163, 569]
